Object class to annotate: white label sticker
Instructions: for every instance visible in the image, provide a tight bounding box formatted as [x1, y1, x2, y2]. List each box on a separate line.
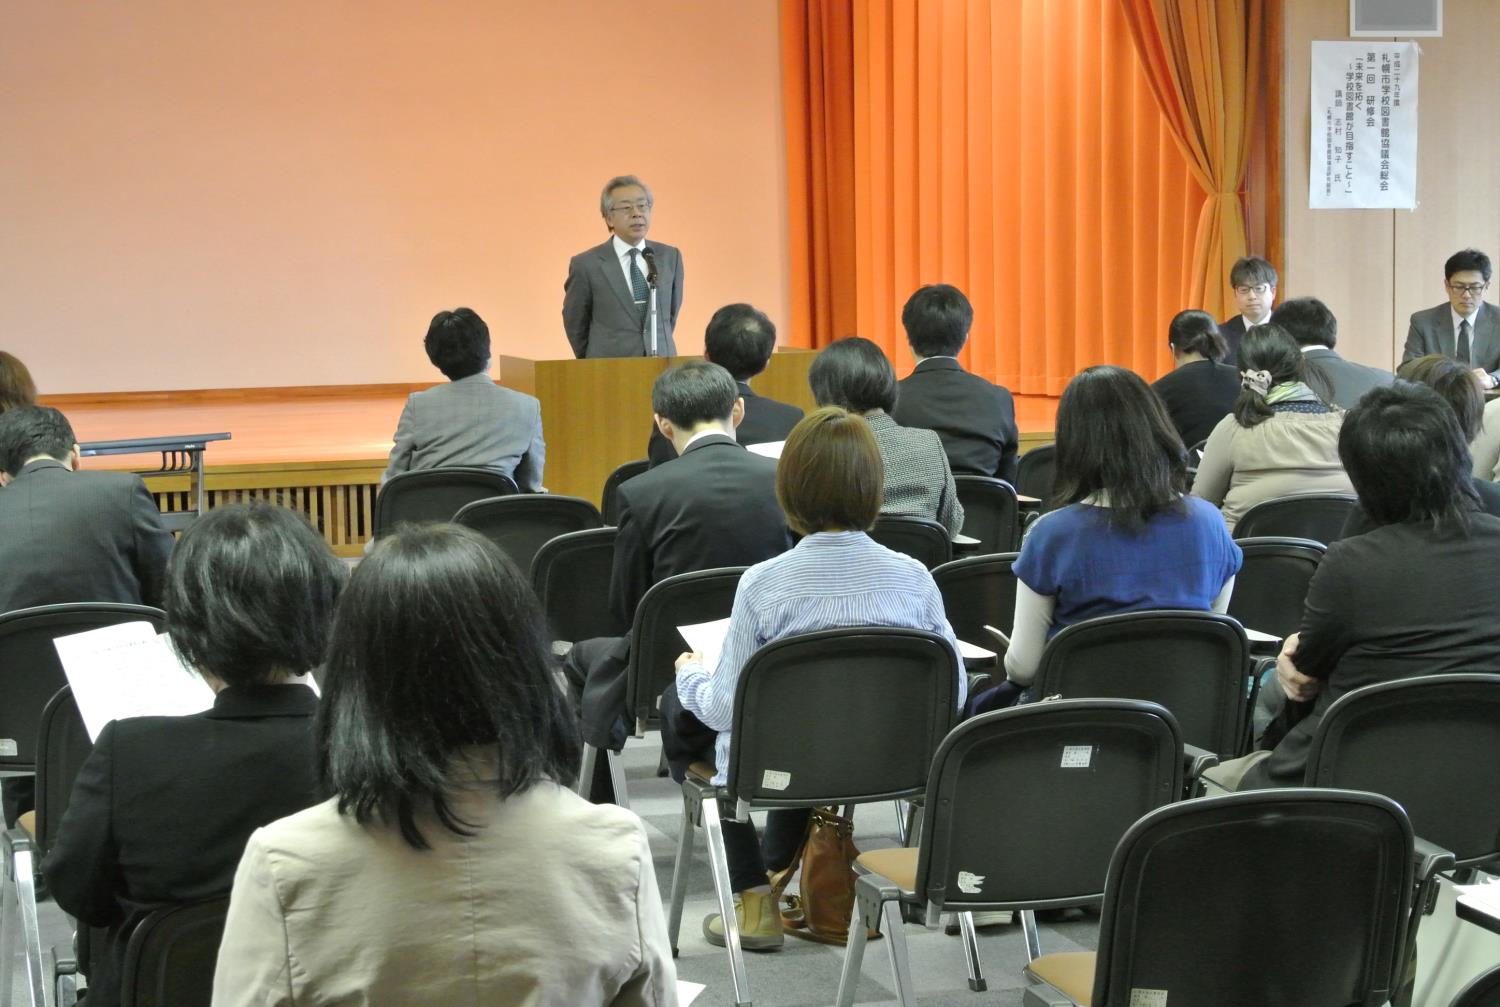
[956, 870, 985, 894]
[761, 770, 791, 791]
[1130, 989, 1168, 1007]
[0, 739, 15, 757]
[1061, 745, 1093, 768]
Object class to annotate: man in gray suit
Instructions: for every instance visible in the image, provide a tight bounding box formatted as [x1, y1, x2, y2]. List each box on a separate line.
[382, 308, 545, 490]
[562, 175, 684, 358]
[1404, 248, 1500, 389]
[1271, 297, 1393, 409]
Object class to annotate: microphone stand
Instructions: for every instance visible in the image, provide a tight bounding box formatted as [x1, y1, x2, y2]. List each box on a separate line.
[645, 259, 660, 357]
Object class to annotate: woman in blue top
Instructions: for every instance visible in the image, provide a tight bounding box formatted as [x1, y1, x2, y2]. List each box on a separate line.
[1002, 366, 1243, 690]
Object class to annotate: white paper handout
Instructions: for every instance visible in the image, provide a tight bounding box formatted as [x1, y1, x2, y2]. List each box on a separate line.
[52, 622, 215, 740]
[676, 981, 707, 1005]
[677, 617, 732, 675]
[745, 440, 784, 459]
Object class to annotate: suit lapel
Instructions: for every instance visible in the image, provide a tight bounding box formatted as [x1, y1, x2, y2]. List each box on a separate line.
[1478, 304, 1500, 368]
[594, 241, 638, 317]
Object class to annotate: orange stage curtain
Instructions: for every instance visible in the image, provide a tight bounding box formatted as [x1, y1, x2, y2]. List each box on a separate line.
[781, 0, 1206, 394]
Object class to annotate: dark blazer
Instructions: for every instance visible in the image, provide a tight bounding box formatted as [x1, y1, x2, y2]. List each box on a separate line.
[1152, 359, 1242, 448]
[645, 382, 804, 468]
[1217, 315, 1248, 365]
[0, 460, 173, 614]
[891, 357, 1020, 484]
[43, 685, 325, 1007]
[1403, 301, 1500, 379]
[1300, 346, 1393, 410]
[562, 238, 684, 359]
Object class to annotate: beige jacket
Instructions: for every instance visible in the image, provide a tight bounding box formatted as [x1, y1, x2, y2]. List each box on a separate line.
[1190, 409, 1352, 530]
[211, 771, 676, 1007]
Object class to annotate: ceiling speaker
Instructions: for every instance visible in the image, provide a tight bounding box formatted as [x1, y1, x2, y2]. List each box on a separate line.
[1350, 0, 1441, 36]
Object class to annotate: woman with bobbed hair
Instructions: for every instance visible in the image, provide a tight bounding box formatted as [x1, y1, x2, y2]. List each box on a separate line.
[1191, 322, 1352, 530]
[0, 351, 37, 412]
[212, 523, 676, 1006]
[664, 407, 965, 951]
[1150, 309, 1242, 448]
[44, 503, 345, 1007]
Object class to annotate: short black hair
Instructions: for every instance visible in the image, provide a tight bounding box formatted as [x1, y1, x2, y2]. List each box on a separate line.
[652, 360, 738, 427]
[1396, 354, 1484, 441]
[808, 337, 897, 413]
[1233, 323, 1331, 428]
[1167, 310, 1228, 362]
[1229, 256, 1278, 289]
[1053, 365, 1188, 529]
[0, 405, 75, 476]
[424, 308, 490, 381]
[1271, 297, 1338, 349]
[703, 304, 776, 381]
[1340, 382, 1478, 532]
[901, 284, 973, 358]
[165, 503, 346, 689]
[1445, 248, 1493, 284]
[317, 523, 580, 850]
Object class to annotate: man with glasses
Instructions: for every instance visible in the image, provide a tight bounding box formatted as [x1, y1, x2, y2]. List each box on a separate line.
[1218, 256, 1278, 365]
[1404, 248, 1500, 389]
[563, 175, 685, 359]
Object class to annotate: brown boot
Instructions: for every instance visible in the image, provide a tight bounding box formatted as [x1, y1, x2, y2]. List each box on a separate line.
[702, 889, 785, 951]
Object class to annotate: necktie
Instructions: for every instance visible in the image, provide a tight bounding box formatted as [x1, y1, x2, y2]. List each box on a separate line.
[627, 248, 648, 304]
[1458, 319, 1472, 365]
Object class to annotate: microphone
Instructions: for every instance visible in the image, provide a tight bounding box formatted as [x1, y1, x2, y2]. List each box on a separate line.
[642, 246, 658, 287]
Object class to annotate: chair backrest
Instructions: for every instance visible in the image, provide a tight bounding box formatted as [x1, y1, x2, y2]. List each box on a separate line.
[119, 896, 230, 1007]
[1305, 674, 1500, 868]
[914, 700, 1183, 913]
[932, 553, 1020, 644]
[625, 567, 746, 730]
[725, 628, 958, 808]
[373, 467, 518, 538]
[32, 685, 91, 855]
[1016, 444, 1057, 512]
[0, 603, 165, 772]
[952, 475, 1020, 553]
[602, 458, 651, 525]
[454, 494, 603, 574]
[1225, 536, 1325, 640]
[1233, 492, 1359, 544]
[1451, 965, 1500, 1007]
[530, 527, 625, 643]
[868, 515, 952, 569]
[1035, 611, 1249, 757]
[1091, 790, 1413, 1007]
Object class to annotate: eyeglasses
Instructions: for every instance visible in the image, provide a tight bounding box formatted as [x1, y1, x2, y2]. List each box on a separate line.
[609, 200, 651, 215]
[1449, 282, 1488, 296]
[1234, 284, 1271, 297]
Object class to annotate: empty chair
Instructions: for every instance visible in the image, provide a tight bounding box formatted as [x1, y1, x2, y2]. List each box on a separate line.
[1225, 536, 1325, 641]
[932, 553, 1019, 646]
[118, 896, 229, 1007]
[1452, 966, 1500, 1007]
[529, 527, 624, 646]
[454, 493, 602, 574]
[372, 467, 517, 538]
[1016, 444, 1056, 512]
[1233, 492, 1359, 544]
[601, 458, 650, 525]
[953, 475, 1021, 553]
[869, 515, 952, 569]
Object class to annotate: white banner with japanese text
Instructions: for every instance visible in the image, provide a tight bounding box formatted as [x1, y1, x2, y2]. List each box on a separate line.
[1309, 41, 1419, 209]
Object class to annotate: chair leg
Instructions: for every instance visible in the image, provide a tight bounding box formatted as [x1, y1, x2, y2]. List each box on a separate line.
[1020, 908, 1043, 962]
[701, 797, 753, 1006]
[666, 791, 696, 955]
[880, 898, 918, 1005]
[10, 846, 45, 1007]
[606, 748, 630, 810]
[957, 910, 987, 992]
[892, 800, 908, 846]
[0, 852, 14, 1007]
[835, 891, 874, 1007]
[575, 744, 597, 799]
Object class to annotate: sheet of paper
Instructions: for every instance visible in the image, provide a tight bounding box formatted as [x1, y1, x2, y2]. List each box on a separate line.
[952, 532, 980, 546]
[1244, 627, 1282, 645]
[745, 440, 784, 459]
[678, 617, 732, 675]
[957, 639, 996, 661]
[52, 622, 215, 740]
[676, 980, 707, 1005]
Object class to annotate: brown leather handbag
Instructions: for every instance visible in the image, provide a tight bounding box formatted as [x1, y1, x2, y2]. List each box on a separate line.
[769, 806, 878, 945]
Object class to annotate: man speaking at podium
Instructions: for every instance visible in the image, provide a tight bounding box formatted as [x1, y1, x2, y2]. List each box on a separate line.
[562, 175, 684, 358]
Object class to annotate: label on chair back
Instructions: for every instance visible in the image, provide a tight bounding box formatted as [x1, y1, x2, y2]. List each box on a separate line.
[1060, 745, 1093, 768]
[1130, 990, 1168, 1007]
[761, 769, 791, 791]
[0, 739, 16, 756]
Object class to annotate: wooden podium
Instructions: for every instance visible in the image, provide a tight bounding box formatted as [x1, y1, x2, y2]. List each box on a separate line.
[497, 350, 817, 504]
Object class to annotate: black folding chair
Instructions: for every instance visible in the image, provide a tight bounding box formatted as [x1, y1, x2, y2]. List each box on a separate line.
[665, 628, 959, 1007]
[869, 515, 952, 569]
[836, 700, 1184, 1006]
[953, 476, 1020, 554]
[601, 459, 650, 525]
[454, 493, 603, 574]
[933, 553, 1019, 646]
[1016, 444, 1057, 513]
[1452, 965, 1500, 1007]
[118, 896, 230, 1007]
[1226, 536, 1325, 643]
[530, 527, 624, 646]
[1234, 492, 1359, 544]
[372, 467, 518, 538]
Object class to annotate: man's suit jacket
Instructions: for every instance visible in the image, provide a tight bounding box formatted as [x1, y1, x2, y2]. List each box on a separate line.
[43, 685, 324, 1007]
[381, 373, 545, 490]
[562, 239, 684, 359]
[1301, 347, 1394, 410]
[1217, 315, 1247, 366]
[891, 357, 1019, 484]
[1403, 301, 1500, 377]
[0, 460, 172, 614]
[645, 383, 804, 467]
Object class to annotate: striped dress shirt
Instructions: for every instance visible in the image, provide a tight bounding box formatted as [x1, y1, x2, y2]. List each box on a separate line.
[675, 531, 966, 784]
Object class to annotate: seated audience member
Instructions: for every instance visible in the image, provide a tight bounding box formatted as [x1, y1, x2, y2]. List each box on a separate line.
[0, 350, 38, 412]
[996, 367, 1241, 695]
[382, 307, 545, 490]
[1271, 296, 1393, 409]
[1218, 256, 1277, 364]
[663, 407, 964, 950]
[646, 303, 803, 466]
[1150, 309, 1242, 448]
[1403, 247, 1500, 388]
[1191, 323, 1352, 531]
[809, 337, 964, 536]
[890, 284, 1020, 483]
[563, 361, 790, 792]
[44, 503, 343, 1007]
[1470, 383, 1500, 480]
[212, 524, 675, 1004]
[1208, 382, 1500, 791]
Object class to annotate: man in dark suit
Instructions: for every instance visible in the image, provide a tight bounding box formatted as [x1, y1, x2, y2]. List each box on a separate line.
[890, 283, 1019, 484]
[646, 303, 803, 466]
[562, 175, 684, 358]
[1272, 297, 1393, 409]
[1218, 256, 1277, 365]
[1403, 247, 1500, 388]
[564, 362, 791, 798]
